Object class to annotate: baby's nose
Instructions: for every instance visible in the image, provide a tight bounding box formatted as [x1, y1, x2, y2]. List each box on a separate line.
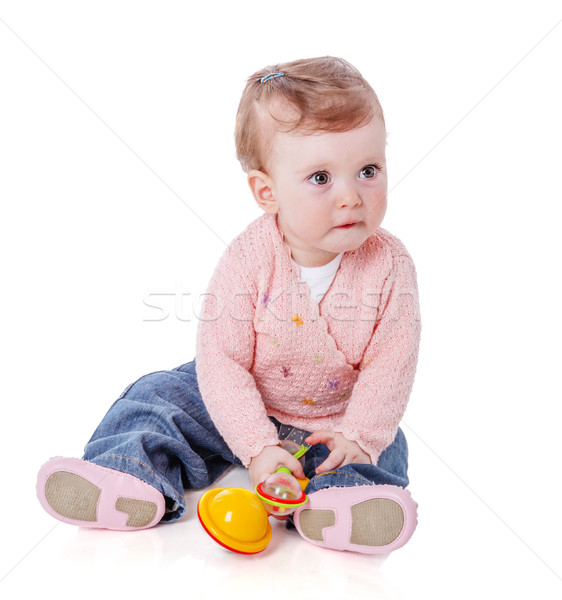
[337, 186, 361, 207]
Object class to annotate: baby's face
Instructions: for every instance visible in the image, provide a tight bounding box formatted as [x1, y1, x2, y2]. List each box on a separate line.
[260, 117, 388, 267]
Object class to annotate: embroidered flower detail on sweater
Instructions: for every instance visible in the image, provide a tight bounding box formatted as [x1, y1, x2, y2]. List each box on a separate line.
[281, 366, 293, 378]
[340, 390, 352, 401]
[313, 353, 324, 363]
[262, 291, 271, 306]
[301, 397, 316, 405]
[270, 338, 279, 347]
[292, 313, 303, 327]
[327, 378, 340, 390]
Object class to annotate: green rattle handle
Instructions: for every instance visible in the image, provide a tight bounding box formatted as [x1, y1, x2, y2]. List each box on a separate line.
[292, 444, 309, 460]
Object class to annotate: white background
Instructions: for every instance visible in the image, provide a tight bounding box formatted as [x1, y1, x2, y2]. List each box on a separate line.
[1, 1, 561, 598]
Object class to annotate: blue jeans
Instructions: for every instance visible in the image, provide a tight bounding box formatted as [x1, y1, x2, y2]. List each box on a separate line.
[83, 360, 409, 523]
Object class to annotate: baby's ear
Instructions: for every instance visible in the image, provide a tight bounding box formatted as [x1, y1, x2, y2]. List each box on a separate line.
[247, 170, 279, 214]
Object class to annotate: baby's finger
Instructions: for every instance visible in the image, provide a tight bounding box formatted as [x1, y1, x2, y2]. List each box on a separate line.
[305, 431, 335, 448]
[285, 455, 305, 480]
[273, 450, 305, 480]
[315, 449, 345, 474]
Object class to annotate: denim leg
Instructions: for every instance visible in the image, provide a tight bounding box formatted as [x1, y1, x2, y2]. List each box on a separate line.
[82, 359, 241, 522]
[302, 427, 409, 494]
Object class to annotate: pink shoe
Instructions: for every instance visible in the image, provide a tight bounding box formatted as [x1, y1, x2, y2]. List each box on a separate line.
[37, 457, 166, 530]
[293, 484, 418, 554]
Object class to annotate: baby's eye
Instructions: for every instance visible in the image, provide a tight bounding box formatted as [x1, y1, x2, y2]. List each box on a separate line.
[359, 164, 379, 179]
[308, 171, 331, 186]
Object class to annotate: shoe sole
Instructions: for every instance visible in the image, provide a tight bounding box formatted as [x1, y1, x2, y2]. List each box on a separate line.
[294, 484, 417, 554]
[37, 457, 165, 530]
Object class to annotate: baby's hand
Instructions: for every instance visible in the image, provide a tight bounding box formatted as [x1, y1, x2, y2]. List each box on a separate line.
[248, 445, 305, 489]
[305, 431, 371, 474]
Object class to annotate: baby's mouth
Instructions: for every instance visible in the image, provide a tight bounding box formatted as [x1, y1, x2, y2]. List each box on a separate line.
[334, 221, 358, 229]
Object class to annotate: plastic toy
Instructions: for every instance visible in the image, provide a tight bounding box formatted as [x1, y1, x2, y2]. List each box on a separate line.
[254, 442, 308, 517]
[197, 440, 310, 554]
[197, 487, 272, 554]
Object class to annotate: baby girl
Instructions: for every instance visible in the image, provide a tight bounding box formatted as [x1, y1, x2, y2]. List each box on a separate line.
[37, 56, 421, 555]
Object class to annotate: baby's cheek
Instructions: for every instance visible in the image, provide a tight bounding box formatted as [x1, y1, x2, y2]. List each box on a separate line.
[306, 206, 332, 229]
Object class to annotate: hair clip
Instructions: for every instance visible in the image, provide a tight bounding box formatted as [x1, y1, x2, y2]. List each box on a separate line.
[260, 72, 285, 84]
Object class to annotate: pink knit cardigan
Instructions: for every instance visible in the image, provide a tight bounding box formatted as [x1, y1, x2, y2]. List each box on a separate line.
[195, 214, 421, 467]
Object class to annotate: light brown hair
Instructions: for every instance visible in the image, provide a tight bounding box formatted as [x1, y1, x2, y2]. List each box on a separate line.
[235, 56, 385, 173]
